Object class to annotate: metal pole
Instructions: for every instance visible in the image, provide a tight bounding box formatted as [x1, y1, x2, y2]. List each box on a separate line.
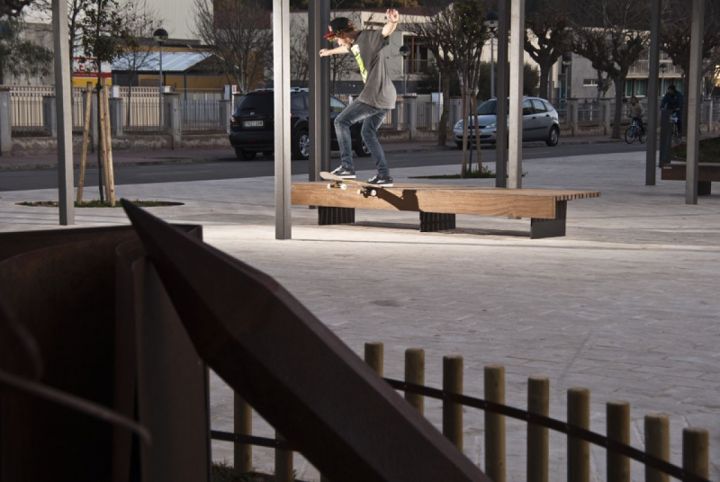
[495, 0, 509, 187]
[645, 0, 661, 186]
[274, 0, 292, 239]
[685, 0, 704, 204]
[508, 0, 525, 189]
[308, 0, 331, 180]
[490, 37, 495, 98]
[159, 43, 163, 128]
[53, 0, 75, 225]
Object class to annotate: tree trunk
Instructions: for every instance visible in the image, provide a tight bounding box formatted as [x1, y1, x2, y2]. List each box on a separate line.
[460, 78, 469, 177]
[612, 77, 625, 138]
[472, 94, 482, 171]
[438, 72, 451, 146]
[538, 59, 552, 100]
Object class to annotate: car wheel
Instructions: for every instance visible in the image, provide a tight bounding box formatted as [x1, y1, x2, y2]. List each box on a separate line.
[455, 141, 463, 149]
[235, 148, 256, 161]
[262, 151, 274, 159]
[545, 126, 559, 146]
[292, 129, 310, 160]
[355, 140, 370, 157]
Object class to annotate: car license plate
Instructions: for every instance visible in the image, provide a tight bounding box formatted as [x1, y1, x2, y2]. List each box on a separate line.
[243, 120, 264, 127]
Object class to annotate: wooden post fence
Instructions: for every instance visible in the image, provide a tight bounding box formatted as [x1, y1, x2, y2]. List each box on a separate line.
[215, 343, 713, 482]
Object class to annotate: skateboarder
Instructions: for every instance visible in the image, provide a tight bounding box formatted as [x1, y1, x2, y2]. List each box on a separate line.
[319, 9, 399, 187]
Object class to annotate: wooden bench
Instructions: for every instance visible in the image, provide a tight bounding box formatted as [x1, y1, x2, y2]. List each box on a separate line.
[661, 162, 720, 195]
[292, 182, 600, 239]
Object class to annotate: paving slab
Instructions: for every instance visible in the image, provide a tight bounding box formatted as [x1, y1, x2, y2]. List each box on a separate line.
[0, 150, 718, 481]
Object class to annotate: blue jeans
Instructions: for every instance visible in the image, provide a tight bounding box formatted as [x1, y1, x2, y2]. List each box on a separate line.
[334, 101, 389, 176]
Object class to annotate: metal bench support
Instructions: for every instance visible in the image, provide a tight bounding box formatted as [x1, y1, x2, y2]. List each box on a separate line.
[420, 212, 456, 232]
[319, 206, 355, 225]
[530, 201, 567, 239]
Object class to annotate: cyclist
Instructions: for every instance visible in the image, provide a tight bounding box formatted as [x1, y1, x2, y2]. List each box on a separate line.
[660, 84, 683, 136]
[628, 96, 644, 135]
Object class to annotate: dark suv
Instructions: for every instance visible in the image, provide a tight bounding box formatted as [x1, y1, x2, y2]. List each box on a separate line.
[229, 88, 369, 160]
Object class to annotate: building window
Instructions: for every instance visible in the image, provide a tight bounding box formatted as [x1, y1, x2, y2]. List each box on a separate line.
[583, 78, 598, 87]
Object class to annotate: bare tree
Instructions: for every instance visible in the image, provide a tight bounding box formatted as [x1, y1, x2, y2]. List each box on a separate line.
[660, 0, 720, 132]
[0, 0, 36, 18]
[193, 0, 271, 93]
[408, 4, 456, 147]
[447, 0, 489, 176]
[524, 0, 573, 100]
[0, 16, 52, 84]
[290, 15, 308, 84]
[113, 0, 162, 123]
[572, 0, 650, 138]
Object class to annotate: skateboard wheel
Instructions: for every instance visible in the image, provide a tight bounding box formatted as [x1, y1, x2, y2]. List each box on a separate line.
[326, 183, 332, 189]
[370, 189, 377, 197]
[341, 184, 347, 190]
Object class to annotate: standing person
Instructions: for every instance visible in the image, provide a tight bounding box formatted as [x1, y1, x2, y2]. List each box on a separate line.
[661, 84, 683, 135]
[628, 96, 644, 134]
[319, 9, 399, 186]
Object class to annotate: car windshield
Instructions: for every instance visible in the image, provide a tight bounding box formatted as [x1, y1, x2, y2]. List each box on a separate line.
[476, 99, 497, 115]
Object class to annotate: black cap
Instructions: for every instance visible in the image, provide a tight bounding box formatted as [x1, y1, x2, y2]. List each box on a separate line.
[324, 17, 353, 40]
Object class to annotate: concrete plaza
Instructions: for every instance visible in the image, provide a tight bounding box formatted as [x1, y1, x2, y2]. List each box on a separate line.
[0, 149, 718, 480]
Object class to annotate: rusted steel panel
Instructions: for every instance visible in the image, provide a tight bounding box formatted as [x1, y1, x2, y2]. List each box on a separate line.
[0, 225, 209, 482]
[122, 200, 489, 482]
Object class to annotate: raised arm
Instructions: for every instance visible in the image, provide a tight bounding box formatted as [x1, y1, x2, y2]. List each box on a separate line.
[319, 45, 350, 57]
[382, 8, 399, 37]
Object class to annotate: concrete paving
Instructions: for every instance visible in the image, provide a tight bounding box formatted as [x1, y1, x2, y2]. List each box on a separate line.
[0, 149, 718, 481]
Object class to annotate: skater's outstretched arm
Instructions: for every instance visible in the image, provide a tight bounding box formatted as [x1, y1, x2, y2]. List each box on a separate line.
[319, 46, 350, 57]
[382, 9, 399, 37]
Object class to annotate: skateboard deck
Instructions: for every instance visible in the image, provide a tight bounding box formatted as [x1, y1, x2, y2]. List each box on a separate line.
[319, 171, 384, 197]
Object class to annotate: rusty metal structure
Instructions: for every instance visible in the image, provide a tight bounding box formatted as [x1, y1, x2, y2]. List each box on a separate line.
[0, 205, 488, 481]
[0, 225, 209, 482]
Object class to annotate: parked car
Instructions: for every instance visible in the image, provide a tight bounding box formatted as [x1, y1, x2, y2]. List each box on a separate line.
[229, 88, 370, 160]
[453, 96, 560, 148]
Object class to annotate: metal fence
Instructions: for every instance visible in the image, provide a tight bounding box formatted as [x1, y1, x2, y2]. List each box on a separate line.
[4, 85, 228, 134]
[213, 341, 712, 482]
[4, 85, 719, 137]
[118, 87, 162, 131]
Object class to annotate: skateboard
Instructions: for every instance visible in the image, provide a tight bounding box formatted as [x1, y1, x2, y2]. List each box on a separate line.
[319, 171, 383, 197]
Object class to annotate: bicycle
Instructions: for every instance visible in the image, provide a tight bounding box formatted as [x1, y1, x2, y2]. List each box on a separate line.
[624, 118, 645, 144]
[669, 110, 682, 145]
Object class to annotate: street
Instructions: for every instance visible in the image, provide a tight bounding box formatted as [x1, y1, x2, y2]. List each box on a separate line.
[0, 140, 647, 191]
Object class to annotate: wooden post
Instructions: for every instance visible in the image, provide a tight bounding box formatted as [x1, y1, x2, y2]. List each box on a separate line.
[233, 393, 252, 475]
[275, 432, 293, 482]
[682, 428, 709, 480]
[644, 414, 669, 482]
[98, 83, 111, 202]
[485, 365, 506, 482]
[442, 355, 463, 449]
[607, 401, 630, 482]
[77, 83, 93, 203]
[404, 348, 425, 414]
[102, 85, 116, 205]
[567, 387, 590, 482]
[527, 377, 549, 482]
[364, 342, 384, 376]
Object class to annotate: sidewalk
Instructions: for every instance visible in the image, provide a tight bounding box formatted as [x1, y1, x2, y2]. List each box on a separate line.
[1, 150, 717, 481]
[0, 134, 624, 170]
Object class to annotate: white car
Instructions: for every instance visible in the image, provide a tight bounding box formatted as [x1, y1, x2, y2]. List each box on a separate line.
[453, 97, 560, 147]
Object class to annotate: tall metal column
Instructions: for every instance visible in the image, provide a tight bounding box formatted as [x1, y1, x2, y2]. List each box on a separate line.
[495, 0, 509, 188]
[274, 0, 292, 238]
[685, 0, 705, 204]
[309, 0, 331, 180]
[53, 0, 74, 225]
[645, 0, 661, 186]
[508, 0, 525, 189]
